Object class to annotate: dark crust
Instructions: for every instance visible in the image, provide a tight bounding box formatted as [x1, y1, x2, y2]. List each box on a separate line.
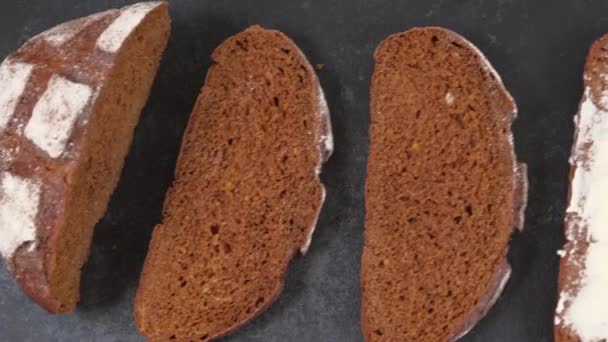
[0, 2, 169, 313]
[361, 26, 527, 341]
[134, 25, 331, 341]
[554, 33, 608, 342]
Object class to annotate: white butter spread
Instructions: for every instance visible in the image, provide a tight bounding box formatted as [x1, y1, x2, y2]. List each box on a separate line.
[558, 89, 608, 341]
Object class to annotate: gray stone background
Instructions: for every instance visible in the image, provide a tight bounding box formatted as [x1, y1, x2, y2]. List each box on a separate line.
[0, 0, 598, 340]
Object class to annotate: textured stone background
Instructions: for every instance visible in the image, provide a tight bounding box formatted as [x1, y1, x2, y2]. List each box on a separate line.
[0, 0, 598, 340]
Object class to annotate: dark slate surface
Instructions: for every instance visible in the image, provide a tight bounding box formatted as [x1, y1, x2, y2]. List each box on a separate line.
[0, 0, 600, 340]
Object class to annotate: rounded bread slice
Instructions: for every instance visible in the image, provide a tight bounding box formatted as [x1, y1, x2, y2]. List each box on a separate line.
[361, 27, 527, 341]
[134, 25, 332, 341]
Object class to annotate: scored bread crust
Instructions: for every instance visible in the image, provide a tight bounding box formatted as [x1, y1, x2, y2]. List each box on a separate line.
[135, 25, 333, 341]
[554, 34, 608, 342]
[361, 27, 527, 341]
[0, 1, 170, 312]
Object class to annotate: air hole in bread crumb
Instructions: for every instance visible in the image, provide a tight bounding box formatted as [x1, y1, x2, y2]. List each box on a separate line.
[465, 205, 473, 216]
[281, 48, 290, 54]
[255, 297, 265, 306]
[431, 35, 439, 44]
[273, 96, 280, 107]
[210, 224, 220, 235]
[374, 329, 384, 336]
[453, 216, 462, 224]
[170, 335, 176, 340]
[451, 41, 464, 48]
[200, 334, 209, 340]
[223, 242, 232, 254]
[236, 40, 248, 51]
[227, 138, 233, 145]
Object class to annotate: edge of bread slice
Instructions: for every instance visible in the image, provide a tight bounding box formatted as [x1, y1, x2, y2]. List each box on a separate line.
[361, 27, 527, 341]
[0, 1, 170, 313]
[134, 25, 332, 341]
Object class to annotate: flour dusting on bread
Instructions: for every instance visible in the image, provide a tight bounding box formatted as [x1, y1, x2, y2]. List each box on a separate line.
[0, 61, 33, 131]
[37, 11, 114, 47]
[24, 75, 94, 158]
[96, 2, 163, 53]
[0, 172, 41, 259]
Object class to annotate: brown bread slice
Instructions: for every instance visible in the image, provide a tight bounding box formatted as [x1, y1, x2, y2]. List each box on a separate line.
[554, 34, 608, 342]
[361, 27, 527, 341]
[0, 1, 170, 313]
[134, 25, 333, 341]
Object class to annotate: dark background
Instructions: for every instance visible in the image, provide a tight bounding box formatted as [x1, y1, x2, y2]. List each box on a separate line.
[0, 0, 596, 341]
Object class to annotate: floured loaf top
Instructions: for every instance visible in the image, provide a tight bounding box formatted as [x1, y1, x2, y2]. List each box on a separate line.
[0, 1, 170, 312]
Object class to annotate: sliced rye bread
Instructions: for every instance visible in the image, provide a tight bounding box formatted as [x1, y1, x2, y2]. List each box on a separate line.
[134, 25, 333, 341]
[554, 34, 608, 342]
[0, 1, 170, 313]
[361, 27, 527, 341]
